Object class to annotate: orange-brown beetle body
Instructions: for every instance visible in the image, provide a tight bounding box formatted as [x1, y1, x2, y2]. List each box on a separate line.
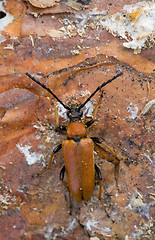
[63, 121, 94, 202]
[26, 72, 123, 202]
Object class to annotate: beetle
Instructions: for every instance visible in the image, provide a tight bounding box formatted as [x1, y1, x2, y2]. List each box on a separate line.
[26, 71, 123, 202]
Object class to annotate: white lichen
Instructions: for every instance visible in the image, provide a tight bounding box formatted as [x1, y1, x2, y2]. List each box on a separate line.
[0, 1, 14, 44]
[16, 144, 43, 165]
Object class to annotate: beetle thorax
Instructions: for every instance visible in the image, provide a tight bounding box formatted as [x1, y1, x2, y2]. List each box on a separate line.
[67, 122, 86, 138]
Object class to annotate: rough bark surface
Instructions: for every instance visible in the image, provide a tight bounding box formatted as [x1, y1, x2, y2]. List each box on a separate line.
[0, 0, 154, 239]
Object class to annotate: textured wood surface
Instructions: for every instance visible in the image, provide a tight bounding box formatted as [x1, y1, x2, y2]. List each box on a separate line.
[0, 0, 154, 239]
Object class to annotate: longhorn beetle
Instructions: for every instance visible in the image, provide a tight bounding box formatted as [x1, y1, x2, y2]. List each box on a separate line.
[26, 72, 123, 202]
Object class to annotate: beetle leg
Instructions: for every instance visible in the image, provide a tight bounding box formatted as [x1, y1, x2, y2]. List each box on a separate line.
[95, 164, 114, 221]
[60, 166, 70, 191]
[54, 103, 59, 127]
[60, 165, 72, 208]
[92, 137, 118, 157]
[54, 101, 67, 132]
[85, 119, 94, 128]
[85, 90, 103, 128]
[93, 141, 120, 189]
[38, 144, 62, 176]
[95, 164, 102, 200]
[93, 90, 104, 120]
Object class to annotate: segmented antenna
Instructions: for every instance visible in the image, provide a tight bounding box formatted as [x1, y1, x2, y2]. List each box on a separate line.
[25, 73, 70, 110]
[26, 72, 123, 111]
[78, 72, 123, 110]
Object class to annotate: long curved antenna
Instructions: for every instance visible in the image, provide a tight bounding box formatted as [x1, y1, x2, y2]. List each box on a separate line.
[78, 72, 123, 110]
[25, 73, 71, 110]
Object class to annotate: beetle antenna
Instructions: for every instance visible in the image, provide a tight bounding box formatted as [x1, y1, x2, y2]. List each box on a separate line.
[25, 73, 71, 110]
[78, 72, 123, 110]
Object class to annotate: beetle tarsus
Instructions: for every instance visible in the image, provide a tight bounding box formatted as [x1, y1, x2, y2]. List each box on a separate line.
[104, 208, 115, 223]
[32, 173, 40, 178]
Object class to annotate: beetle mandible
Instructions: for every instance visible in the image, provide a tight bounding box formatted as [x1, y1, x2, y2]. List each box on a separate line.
[26, 72, 123, 202]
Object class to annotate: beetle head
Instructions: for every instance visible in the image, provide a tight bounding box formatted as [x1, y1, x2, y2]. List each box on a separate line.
[67, 103, 83, 121]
